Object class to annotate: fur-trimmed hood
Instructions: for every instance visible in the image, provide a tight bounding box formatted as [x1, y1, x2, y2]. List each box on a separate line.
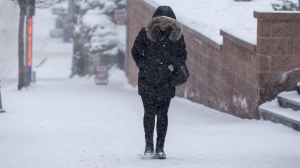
[146, 6, 182, 42]
[146, 16, 182, 42]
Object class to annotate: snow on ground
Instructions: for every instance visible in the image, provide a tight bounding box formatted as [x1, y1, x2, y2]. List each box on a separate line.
[145, 0, 300, 45]
[0, 0, 19, 86]
[2, 62, 300, 168]
[260, 98, 300, 122]
[1, 1, 300, 168]
[32, 7, 73, 80]
[1, 52, 300, 168]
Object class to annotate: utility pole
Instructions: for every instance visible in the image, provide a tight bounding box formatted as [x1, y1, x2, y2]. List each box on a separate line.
[25, 0, 35, 86]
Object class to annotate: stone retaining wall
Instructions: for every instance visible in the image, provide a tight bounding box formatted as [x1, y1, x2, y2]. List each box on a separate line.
[126, 0, 300, 119]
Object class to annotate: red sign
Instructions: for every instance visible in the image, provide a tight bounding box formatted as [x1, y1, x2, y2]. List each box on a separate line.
[114, 9, 127, 25]
[95, 66, 108, 85]
[97, 68, 107, 78]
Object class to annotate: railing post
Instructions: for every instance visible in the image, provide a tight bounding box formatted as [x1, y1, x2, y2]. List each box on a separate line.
[0, 81, 5, 113]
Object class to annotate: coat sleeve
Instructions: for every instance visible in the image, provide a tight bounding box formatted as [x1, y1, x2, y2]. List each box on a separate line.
[177, 35, 187, 63]
[170, 35, 189, 87]
[131, 27, 147, 68]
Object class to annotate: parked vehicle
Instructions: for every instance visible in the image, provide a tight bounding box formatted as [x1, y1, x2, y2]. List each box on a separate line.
[52, 7, 68, 15]
[62, 15, 74, 42]
[50, 13, 73, 42]
[50, 28, 63, 38]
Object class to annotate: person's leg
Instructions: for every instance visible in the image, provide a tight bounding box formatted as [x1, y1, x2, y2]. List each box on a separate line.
[141, 95, 157, 154]
[155, 97, 171, 158]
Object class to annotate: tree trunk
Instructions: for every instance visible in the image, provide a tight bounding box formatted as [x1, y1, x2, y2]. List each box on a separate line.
[18, 4, 26, 90]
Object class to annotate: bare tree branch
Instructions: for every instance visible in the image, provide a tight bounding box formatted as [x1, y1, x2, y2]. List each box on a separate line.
[36, 0, 64, 9]
[9, 0, 65, 9]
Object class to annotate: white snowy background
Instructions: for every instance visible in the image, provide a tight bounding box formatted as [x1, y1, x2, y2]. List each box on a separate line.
[0, 0, 19, 87]
[0, 0, 300, 168]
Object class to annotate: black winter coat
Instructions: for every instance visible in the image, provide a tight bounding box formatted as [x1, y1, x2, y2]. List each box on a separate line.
[131, 6, 187, 99]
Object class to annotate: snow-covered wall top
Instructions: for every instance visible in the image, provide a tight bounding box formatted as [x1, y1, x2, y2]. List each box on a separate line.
[144, 0, 300, 45]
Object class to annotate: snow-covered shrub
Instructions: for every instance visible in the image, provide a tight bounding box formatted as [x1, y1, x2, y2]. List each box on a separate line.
[71, 0, 126, 77]
[271, 0, 299, 11]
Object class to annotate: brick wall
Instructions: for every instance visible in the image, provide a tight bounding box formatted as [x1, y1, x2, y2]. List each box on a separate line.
[126, 0, 300, 119]
[255, 12, 300, 108]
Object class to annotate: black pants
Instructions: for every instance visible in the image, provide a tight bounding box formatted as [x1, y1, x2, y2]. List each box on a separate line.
[141, 95, 171, 151]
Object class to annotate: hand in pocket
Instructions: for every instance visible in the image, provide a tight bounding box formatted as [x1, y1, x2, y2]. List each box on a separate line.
[168, 64, 174, 72]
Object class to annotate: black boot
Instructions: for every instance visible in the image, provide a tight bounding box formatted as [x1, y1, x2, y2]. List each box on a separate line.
[144, 146, 154, 156]
[155, 138, 166, 159]
[144, 136, 154, 156]
[155, 148, 166, 159]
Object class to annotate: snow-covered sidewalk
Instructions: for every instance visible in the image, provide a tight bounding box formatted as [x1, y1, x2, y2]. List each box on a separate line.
[1, 59, 300, 168]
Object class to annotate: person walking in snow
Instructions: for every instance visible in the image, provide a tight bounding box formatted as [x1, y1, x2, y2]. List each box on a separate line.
[131, 6, 188, 159]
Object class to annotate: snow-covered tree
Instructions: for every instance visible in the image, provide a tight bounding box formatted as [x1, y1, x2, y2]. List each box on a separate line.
[71, 0, 126, 77]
